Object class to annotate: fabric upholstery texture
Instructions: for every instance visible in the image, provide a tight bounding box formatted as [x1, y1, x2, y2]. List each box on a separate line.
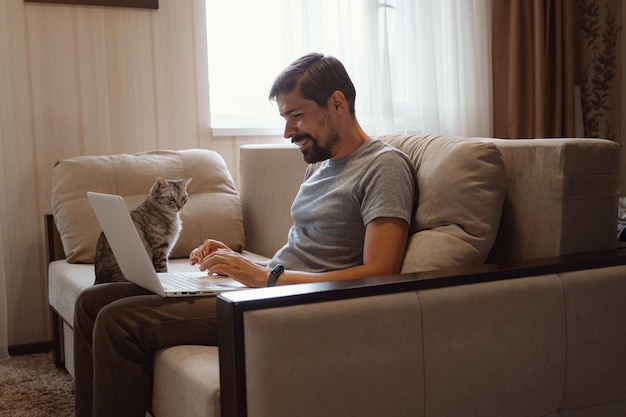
[480, 138, 620, 262]
[152, 345, 221, 417]
[243, 292, 425, 417]
[559, 265, 626, 409]
[379, 134, 507, 272]
[239, 266, 626, 417]
[51, 149, 245, 263]
[239, 145, 307, 258]
[419, 275, 566, 416]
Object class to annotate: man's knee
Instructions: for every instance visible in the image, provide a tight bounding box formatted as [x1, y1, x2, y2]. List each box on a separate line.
[93, 293, 159, 339]
[75, 285, 109, 324]
[76, 282, 149, 324]
[94, 299, 132, 342]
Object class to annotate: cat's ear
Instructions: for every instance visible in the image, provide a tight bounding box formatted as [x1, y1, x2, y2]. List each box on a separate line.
[155, 177, 169, 190]
[182, 177, 193, 188]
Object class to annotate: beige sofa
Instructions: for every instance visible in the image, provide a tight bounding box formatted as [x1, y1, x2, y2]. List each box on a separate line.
[47, 145, 304, 377]
[218, 252, 626, 417]
[46, 134, 622, 417]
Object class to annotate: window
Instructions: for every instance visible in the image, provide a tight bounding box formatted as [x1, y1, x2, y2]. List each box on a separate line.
[206, 0, 493, 137]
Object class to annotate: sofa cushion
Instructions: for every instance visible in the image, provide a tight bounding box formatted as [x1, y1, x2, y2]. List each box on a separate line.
[152, 345, 221, 417]
[378, 134, 506, 272]
[51, 149, 244, 263]
[478, 138, 620, 262]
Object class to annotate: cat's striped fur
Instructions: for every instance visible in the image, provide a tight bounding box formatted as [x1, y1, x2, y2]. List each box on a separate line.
[93, 177, 192, 284]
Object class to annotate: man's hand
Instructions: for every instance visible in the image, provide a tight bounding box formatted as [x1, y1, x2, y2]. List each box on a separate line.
[189, 239, 230, 265]
[198, 248, 269, 287]
[189, 239, 269, 287]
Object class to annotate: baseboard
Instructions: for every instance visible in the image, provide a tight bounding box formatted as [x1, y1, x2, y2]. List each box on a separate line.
[8, 341, 53, 356]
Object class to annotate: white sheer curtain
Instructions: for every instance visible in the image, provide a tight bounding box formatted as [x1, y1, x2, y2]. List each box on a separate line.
[206, 0, 493, 137]
[366, 0, 494, 136]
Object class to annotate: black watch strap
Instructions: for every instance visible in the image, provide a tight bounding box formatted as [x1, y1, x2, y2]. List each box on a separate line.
[267, 264, 285, 287]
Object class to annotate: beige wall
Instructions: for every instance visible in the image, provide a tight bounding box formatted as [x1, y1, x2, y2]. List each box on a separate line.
[0, 0, 283, 346]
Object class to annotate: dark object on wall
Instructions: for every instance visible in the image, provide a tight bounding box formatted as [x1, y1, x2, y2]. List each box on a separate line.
[25, 0, 158, 9]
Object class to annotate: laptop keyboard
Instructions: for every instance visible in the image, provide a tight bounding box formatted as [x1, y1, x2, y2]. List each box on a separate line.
[159, 273, 203, 290]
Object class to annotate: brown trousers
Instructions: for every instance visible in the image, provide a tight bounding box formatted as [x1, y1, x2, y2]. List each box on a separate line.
[73, 282, 219, 417]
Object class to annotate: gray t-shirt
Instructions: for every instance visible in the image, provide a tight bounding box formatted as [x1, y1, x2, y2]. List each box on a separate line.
[270, 139, 417, 272]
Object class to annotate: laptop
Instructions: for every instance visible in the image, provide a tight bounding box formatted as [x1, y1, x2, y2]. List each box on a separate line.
[87, 191, 247, 297]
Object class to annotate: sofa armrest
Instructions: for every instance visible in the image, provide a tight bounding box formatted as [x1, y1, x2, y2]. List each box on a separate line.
[478, 138, 620, 262]
[217, 249, 626, 417]
[239, 145, 307, 258]
[45, 214, 66, 264]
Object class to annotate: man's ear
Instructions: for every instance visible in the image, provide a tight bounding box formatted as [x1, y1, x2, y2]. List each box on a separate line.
[328, 91, 347, 114]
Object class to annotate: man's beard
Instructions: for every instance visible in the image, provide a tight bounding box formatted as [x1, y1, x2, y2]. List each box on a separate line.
[294, 130, 341, 163]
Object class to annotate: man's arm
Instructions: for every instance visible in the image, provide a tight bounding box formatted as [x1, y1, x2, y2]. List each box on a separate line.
[197, 217, 410, 287]
[277, 216, 409, 285]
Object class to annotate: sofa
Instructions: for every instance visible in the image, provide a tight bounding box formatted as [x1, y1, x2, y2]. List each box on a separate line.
[217, 251, 626, 417]
[46, 134, 623, 417]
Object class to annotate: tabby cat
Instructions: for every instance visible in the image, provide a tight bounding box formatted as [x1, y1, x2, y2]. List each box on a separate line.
[94, 176, 193, 284]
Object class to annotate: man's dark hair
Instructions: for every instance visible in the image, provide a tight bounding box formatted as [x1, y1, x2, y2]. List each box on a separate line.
[269, 53, 357, 116]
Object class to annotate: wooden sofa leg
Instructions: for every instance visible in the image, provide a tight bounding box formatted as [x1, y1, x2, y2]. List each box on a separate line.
[50, 307, 65, 368]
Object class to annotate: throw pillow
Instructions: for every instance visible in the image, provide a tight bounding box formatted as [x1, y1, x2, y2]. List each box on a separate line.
[51, 149, 245, 264]
[379, 134, 507, 273]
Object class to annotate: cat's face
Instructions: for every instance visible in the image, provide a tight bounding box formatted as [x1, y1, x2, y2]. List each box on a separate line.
[151, 177, 193, 212]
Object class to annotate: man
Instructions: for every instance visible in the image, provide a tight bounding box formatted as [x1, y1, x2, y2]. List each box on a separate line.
[74, 52, 416, 417]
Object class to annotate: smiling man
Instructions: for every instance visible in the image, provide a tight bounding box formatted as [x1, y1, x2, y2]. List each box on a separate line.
[192, 53, 417, 287]
[74, 52, 417, 417]
[274, 53, 358, 164]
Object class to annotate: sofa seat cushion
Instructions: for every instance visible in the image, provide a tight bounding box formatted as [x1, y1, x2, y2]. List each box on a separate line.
[378, 134, 506, 272]
[48, 258, 197, 324]
[49, 260, 94, 324]
[48, 254, 268, 325]
[51, 149, 245, 264]
[152, 345, 221, 417]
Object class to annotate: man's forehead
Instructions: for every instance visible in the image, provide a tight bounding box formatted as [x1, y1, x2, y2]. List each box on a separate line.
[277, 90, 315, 115]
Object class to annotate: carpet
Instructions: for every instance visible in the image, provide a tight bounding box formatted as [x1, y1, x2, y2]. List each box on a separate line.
[0, 352, 74, 417]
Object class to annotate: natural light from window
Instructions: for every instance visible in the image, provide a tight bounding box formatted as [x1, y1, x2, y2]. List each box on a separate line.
[206, 0, 372, 135]
[206, 1, 287, 133]
[206, 0, 493, 138]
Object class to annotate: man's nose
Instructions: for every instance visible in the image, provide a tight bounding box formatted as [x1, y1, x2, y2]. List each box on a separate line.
[284, 120, 297, 139]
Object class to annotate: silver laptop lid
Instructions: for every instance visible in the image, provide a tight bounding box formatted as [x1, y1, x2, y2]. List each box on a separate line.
[87, 191, 167, 296]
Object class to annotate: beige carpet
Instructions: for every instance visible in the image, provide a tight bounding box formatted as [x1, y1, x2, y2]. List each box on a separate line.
[0, 352, 74, 417]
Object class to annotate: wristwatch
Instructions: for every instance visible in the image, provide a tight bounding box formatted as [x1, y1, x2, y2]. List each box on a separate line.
[267, 264, 285, 287]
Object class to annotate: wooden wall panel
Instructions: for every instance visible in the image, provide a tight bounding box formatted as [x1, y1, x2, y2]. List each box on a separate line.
[75, 9, 113, 156]
[103, 9, 158, 153]
[0, 0, 49, 344]
[153, 0, 200, 149]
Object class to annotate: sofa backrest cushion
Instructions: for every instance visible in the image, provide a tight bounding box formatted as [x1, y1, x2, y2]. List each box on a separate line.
[239, 145, 308, 258]
[51, 149, 245, 264]
[478, 138, 620, 262]
[378, 134, 507, 273]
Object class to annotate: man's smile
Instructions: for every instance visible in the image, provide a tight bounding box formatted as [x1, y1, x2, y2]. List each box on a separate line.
[292, 134, 313, 148]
